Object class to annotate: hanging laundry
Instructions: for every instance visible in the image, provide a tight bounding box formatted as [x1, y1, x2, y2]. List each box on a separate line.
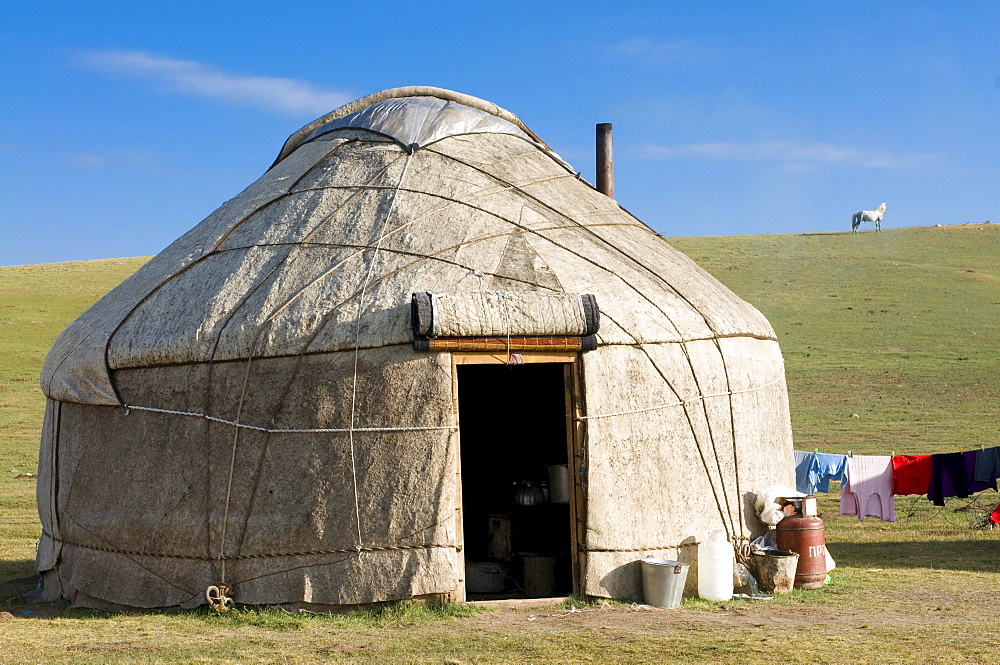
[891, 454, 932, 496]
[964, 450, 997, 494]
[792, 451, 847, 494]
[928, 452, 967, 506]
[839, 455, 895, 522]
[793, 451, 817, 494]
[813, 453, 847, 493]
[990, 503, 1000, 526]
[973, 446, 1000, 484]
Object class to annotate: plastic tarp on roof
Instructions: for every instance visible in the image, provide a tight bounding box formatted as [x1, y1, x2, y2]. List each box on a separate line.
[303, 96, 533, 150]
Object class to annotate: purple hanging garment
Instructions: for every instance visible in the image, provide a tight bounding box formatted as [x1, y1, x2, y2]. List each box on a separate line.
[965, 450, 997, 494]
[928, 453, 967, 506]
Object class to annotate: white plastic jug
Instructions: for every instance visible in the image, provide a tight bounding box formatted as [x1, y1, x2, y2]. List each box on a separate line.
[697, 529, 734, 601]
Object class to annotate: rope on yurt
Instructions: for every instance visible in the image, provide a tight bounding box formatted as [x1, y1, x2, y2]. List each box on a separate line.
[573, 374, 784, 420]
[216, 173, 640, 324]
[718, 348, 748, 556]
[216, 145, 415, 581]
[88, 260, 272, 590]
[585, 536, 752, 553]
[493, 291, 523, 364]
[209, 137, 386, 252]
[201, 260, 287, 583]
[48, 528, 459, 597]
[311, 163, 745, 540]
[345, 149, 415, 561]
[88, 139, 386, 586]
[215, 351, 255, 583]
[634, 344, 738, 540]
[220, 161, 410, 318]
[573, 309, 735, 538]
[211, 147, 414, 581]
[632, 330, 749, 543]
[192, 146, 412, 587]
[573, 364, 786, 548]
[279, 156, 766, 544]
[203, 147, 455, 579]
[123, 404, 458, 433]
[79, 143, 431, 600]
[98, 140, 383, 381]
[45, 533, 454, 560]
[418, 150, 748, 538]
[481, 150, 754, 539]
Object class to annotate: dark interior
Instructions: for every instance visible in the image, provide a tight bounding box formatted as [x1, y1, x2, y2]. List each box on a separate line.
[457, 362, 573, 598]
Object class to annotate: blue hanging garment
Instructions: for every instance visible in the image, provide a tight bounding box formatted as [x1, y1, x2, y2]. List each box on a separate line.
[813, 453, 848, 493]
[793, 451, 818, 494]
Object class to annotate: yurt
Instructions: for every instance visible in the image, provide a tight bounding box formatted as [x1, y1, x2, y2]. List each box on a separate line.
[36, 86, 794, 609]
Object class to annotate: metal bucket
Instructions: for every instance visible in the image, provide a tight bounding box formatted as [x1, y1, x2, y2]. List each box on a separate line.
[748, 550, 799, 594]
[641, 558, 689, 609]
[521, 555, 557, 597]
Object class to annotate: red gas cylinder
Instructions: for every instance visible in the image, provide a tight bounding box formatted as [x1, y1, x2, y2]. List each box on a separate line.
[775, 501, 826, 590]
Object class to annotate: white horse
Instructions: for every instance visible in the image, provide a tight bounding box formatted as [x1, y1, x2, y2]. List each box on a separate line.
[851, 202, 886, 233]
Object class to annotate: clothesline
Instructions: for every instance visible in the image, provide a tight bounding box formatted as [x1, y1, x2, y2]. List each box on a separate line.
[792, 445, 1000, 524]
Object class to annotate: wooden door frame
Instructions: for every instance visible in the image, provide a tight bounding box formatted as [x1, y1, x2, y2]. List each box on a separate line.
[449, 351, 586, 599]
[566, 358, 588, 598]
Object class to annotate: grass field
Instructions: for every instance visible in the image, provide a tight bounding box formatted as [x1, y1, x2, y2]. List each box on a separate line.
[1, 224, 998, 663]
[0, 257, 151, 612]
[671, 223, 1000, 455]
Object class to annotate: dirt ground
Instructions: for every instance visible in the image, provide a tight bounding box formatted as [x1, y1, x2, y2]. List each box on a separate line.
[2, 586, 995, 664]
[467, 588, 988, 632]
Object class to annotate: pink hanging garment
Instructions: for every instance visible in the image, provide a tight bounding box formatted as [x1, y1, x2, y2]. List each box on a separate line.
[839, 455, 895, 522]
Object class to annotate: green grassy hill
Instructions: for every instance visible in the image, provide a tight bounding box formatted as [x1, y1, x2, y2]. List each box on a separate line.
[0, 257, 148, 580]
[669, 223, 999, 455]
[1, 223, 996, 471]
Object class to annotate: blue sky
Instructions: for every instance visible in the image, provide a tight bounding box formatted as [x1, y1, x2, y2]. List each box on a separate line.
[2, 1, 998, 266]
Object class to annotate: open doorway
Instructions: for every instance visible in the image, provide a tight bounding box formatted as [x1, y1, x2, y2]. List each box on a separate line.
[457, 361, 574, 599]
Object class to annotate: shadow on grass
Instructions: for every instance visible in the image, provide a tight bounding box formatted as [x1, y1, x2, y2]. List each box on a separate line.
[1, 558, 37, 598]
[830, 540, 1000, 572]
